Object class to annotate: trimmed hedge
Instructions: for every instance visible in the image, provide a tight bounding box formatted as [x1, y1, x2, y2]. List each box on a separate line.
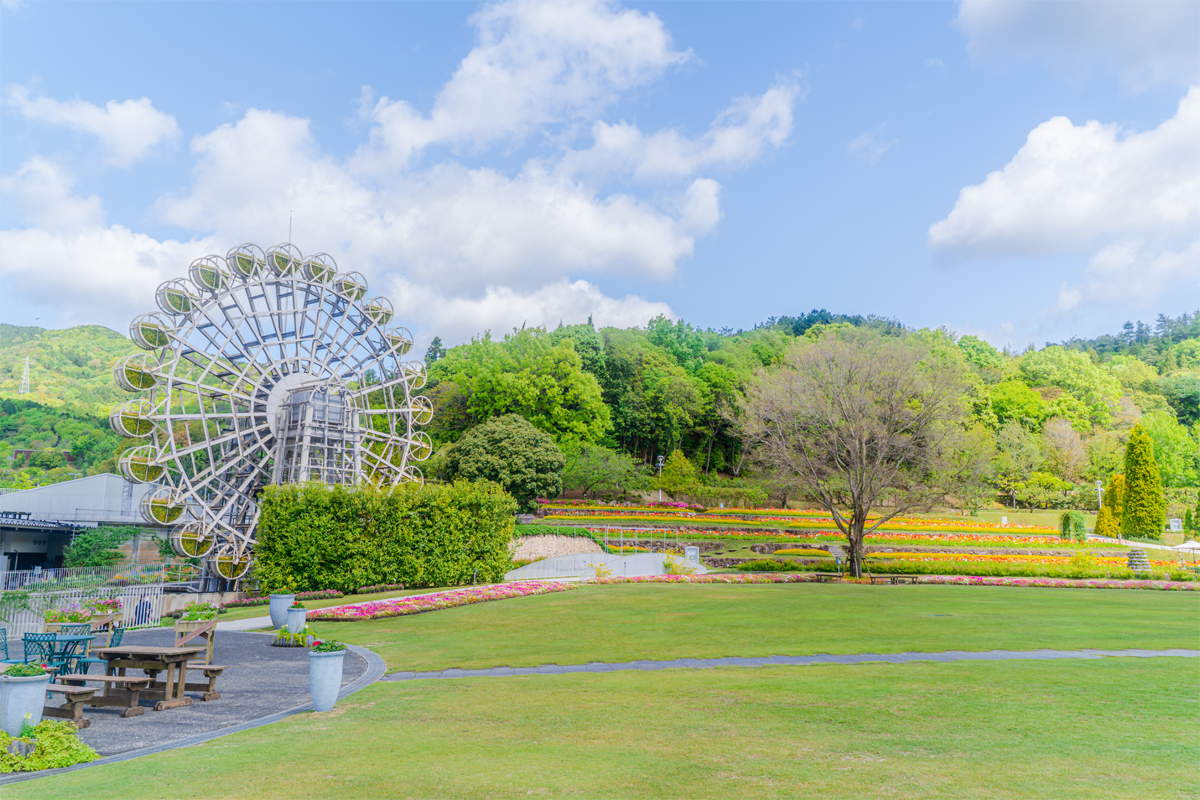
[255, 481, 518, 593]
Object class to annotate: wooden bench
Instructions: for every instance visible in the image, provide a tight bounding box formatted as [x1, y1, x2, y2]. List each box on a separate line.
[44, 684, 97, 728]
[182, 664, 228, 701]
[811, 572, 842, 583]
[59, 674, 154, 717]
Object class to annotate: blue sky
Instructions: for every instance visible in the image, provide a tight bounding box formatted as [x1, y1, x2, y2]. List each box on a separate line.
[1, 0, 1197, 351]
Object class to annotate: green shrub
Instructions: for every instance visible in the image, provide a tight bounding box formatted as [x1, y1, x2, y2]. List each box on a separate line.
[255, 481, 518, 593]
[442, 414, 564, 513]
[735, 559, 814, 573]
[1059, 511, 1087, 541]
[0, 720, 99, 773]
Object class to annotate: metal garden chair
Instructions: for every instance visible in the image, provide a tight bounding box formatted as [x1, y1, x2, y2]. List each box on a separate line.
[22, 632, 61, 670]
[74, 626, 123, 674]
[0, 628, 23, 665]
[57, 623, 95, 675]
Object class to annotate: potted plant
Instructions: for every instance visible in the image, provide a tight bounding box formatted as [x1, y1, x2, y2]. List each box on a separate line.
[88, 597, 123, 631]
[0, 663, 50, 736]
[286, 602, 307, 634]
[269, 593, 296, 629]
[309, 640, 346, 712]
[43, 605, 91, 634]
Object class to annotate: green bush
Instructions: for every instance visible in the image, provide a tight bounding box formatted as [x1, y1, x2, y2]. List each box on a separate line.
[442, 414, 565, 513]
[0, 720, 99, 773]
[735, 559, 813, 573]
[255, 480, 518, 593]
[1060, 511, 1087, 541]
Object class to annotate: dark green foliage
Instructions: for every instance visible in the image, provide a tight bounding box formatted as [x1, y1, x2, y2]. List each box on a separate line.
[1120, 424, 1166, 540]
[424, 336, 447, 364]
[255, 481, 518, 593]
[443, 414, 564, 513]
[29, 447, 65, 469]
[1059, 511, 1087, 540]
[62, 526, 142, 567]
[735, 559, 809, 572]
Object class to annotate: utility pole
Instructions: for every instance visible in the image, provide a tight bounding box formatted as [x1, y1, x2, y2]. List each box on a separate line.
[18, 357, 30, 395]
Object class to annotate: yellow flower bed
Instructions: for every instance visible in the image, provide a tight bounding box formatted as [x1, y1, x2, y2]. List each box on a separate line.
[773, 548, 834, 557]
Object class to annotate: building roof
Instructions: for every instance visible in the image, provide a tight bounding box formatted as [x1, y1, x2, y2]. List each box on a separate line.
[0, 473, 155, 528]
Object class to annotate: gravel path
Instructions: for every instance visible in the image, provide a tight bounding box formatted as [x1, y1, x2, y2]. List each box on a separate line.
[68, 628, 367, 756]
[380, 648, 1200, 681]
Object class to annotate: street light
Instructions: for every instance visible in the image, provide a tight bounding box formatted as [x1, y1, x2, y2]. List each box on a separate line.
[1095, 480, 1104, 508]
[656, 455, 666, 502]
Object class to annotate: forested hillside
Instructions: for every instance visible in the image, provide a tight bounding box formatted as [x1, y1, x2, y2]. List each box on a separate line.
[0, 324, 137, 412]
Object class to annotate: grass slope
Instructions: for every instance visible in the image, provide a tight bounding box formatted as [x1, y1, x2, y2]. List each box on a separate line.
[18, 659, 1198, 799]
[307, 583, 1200, 672]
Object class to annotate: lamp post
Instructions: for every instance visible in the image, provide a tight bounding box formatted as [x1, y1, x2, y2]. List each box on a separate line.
[1095, 480, 1104, 509]
[656, 455, 665, 502]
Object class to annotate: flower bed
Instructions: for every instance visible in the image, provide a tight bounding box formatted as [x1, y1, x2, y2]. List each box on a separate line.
[309, 582, 578, 621]
[543, 503, 1057, 535]
[585, 527, 1110, 550]
[357, 583, 406, 594]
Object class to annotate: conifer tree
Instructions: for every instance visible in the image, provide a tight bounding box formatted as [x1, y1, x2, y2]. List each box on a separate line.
[1120, 423, 1165, 540]
[1104, 473, 1125, 526]
[1094, 504, 1120, 538]
[1184, 508, 1194, 534]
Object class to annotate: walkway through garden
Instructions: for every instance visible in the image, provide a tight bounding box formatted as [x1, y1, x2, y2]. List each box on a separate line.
[380, 648, 1200, 682]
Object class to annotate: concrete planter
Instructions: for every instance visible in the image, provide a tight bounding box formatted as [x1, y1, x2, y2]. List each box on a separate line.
[286, 607, 307, 634]
[0, 673, 50, 736]
[309, 649, 345, 712]
[269, 594, 295, 629]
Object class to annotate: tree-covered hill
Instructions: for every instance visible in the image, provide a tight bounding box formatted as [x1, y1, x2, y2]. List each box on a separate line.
[0, 323, 139, 414]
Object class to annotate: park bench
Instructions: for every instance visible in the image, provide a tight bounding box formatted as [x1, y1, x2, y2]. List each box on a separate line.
[60, 674, 155, 717]
[811, 573, 842, 583]
[181, 663, 229, 701]
[44, 684, 97, 728]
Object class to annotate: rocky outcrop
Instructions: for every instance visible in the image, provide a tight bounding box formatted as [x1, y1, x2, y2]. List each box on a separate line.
[511, 535, 604, 560]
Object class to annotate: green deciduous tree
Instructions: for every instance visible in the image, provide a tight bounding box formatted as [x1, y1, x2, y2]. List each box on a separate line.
[429, 328, 611, 444]
[659, 450, 698, 496]
[993, 421, 1043, 508]
[989, 381, 1046, 429]
[1120, 423, 1166, 539]
[62, 526, 141, 567]
[442, 414, 565, 513]
[561, 441, 646, 499]
[1137, 410, 1200, 488]
[1018, 346, 1122, 425]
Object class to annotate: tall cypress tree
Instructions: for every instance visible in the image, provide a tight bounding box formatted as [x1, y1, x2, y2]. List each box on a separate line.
[1094, 503, 1120, 538]
[1120, 424, 1165, 540]
[1104, 472, 1125, 526]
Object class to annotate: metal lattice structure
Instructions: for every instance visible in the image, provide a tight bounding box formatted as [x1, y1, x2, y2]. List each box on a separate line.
[112, 244, 433, 583]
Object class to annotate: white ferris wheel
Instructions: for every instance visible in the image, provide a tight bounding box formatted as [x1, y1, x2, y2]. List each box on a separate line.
[111, 243, 433, 583]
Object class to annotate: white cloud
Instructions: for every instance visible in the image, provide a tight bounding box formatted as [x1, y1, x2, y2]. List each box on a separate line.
[557, 77, 803, 181]
[7, 86, 181, 167]
[929, 86, 1200, 257]
[3, 1, 794, 343]
[386, 275, 674, 346]
[925, 58, 946, 71]
[931, 85, 1200, 335]
[957, 0, 1200, 91]
[354, 0, 690, 170]
[847, 131, 898, 165]
[0, 157, 104, 230]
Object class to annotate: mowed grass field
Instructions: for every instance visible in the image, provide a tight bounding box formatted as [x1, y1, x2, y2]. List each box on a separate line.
[20, 658, 1198, 799]
[305, 582, 1200, 672]
[17, 583, 1200, 799]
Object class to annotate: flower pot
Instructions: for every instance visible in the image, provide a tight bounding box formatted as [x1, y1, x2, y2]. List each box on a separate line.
[309, 649, 345, 712]
[269, 594, 295, 629]
[286, 607, 307, 634]
[0, 674, 50, 736]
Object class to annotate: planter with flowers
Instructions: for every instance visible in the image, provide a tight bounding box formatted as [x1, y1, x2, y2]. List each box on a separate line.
[42, 605, 91, 634]
[173, 602, 219, 664]
[88, 597, 123, 634]
[0, 663, 50, 736]
[286, 602, 307, 634]
[308, 640, 346, 712]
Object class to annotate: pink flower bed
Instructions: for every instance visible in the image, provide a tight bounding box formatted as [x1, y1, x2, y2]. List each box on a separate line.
[309, 581, 578, 621]
[919, 575, 1199, 591]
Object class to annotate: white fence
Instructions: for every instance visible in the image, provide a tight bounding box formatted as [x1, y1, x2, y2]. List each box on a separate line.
[2, 583, 166, 641]
[2, 563, 198, 592]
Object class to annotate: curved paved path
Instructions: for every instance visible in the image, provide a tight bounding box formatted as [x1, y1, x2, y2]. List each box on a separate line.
[382, 648, 1200, 681]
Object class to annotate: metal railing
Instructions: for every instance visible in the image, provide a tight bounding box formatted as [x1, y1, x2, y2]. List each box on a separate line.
[1, 562, 200, 592]
[1, 583, 166, 640]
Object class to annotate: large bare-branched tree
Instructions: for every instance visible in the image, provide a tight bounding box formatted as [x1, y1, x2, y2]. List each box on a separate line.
[741, 329, 969, 576]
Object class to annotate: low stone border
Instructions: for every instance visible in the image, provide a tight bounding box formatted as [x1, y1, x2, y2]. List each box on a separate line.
[0, 638, 387, 786]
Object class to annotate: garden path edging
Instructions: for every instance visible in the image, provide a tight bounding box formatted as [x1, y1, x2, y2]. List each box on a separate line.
[380, 648, 1200, 681]
[0, 638, 386, 786]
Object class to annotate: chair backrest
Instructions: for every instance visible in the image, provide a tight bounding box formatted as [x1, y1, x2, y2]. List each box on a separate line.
[59, 624, 93, 656]
[22, 632, 56, 663]
[0, 628, 7, 660]
[108, 627, 125, 648]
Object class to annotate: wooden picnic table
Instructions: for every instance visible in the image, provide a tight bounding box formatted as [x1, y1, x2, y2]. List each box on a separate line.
[92, 645, 205, 712]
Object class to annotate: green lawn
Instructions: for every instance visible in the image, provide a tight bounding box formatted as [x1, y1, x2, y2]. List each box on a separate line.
[20, 658, 1198, 799]
[306, 583, 1200, 672]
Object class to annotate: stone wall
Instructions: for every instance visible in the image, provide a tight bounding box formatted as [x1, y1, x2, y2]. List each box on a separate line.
[511, 535, 604, 560]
